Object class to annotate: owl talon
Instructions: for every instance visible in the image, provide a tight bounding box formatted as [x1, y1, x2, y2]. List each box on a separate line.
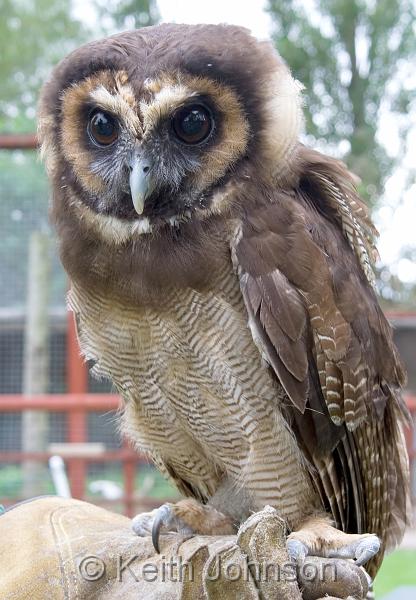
[287, 521, 376, 600]
[152, 503, 180, 553]
[323, 533, 381, 566]
[131, 508, 159, 537]
[151, 502, 200, 553]
[151, 504, 169, 553]
[286, 539, 308, 562]
[353, 535, 380, 566]
[133, 499, 234, 553]
[288, 518, 381, 562]
[132, 503, 195, 553]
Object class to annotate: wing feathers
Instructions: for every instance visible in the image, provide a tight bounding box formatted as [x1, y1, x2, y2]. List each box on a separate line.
[242, 273, 309, 411]
[231, 145, 410, 566]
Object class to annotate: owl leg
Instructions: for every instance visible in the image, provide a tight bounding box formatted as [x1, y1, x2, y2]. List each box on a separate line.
[286, 516, 380, 567]
[132, 498, 234, 553]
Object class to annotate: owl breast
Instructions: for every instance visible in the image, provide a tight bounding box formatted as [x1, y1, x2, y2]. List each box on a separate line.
[69, 257, 313, 521]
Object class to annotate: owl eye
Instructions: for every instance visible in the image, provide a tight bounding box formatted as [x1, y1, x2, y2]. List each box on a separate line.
[172, 104, 213, 145]
[88, 109, 119, 146]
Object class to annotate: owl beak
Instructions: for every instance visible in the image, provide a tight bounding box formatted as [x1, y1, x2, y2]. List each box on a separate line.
[129, 157, 153, 216]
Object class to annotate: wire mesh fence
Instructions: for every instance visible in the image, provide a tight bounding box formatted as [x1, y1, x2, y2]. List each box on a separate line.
[0, 144, 176, 513]
[0, 398, 179, 514]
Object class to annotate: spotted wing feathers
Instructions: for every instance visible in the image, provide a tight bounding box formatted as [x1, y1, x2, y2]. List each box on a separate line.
[232, 147, 410, 570]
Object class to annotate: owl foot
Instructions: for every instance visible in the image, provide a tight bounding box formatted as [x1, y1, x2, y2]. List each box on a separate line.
[131, 507, 159, 537]
[286, 517, 380, 567]
[132, 498, 234, 553]
[286, 518, 376, 600]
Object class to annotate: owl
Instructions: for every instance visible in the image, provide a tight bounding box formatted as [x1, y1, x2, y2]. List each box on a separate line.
[39, 24, 410, 583]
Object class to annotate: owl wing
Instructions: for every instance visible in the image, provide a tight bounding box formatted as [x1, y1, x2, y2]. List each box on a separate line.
[231, 146, 410, 569]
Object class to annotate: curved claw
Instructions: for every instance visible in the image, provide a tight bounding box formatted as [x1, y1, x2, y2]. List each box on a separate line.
[131, 509, 158, 537]
[151, 503, 172, 553]
[286, 539, 308, 562]
[354, 535, 380, 566]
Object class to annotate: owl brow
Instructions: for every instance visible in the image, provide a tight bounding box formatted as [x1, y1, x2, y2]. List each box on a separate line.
[89, 85, 142, 134]
[140, 84, 208, 132]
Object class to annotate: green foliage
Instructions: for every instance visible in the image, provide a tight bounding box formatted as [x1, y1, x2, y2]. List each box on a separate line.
[0, 150, 66, 308]
[0, 0, 87, 309]
[0, 465, 26, 497]
[0, 0, 157, 310]
[374, 549, 416, 597]
[0, 0, 158, 132]
[378, 245, 416, 308]
[267, 0, 416, 203]
[0, 463, 178, 502]
[96, 0, 160, 31]
[0, 0, 89, 131]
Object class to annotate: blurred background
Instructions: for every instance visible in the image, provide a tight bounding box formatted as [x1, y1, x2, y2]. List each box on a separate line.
[0, 1, 415, 597]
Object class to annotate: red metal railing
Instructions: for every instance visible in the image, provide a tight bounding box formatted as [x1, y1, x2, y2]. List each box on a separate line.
[66, 312, 90, 499]
[0, 393, 151, 516]
[0, 312, 161, 516]
[0, 134, 37, 149]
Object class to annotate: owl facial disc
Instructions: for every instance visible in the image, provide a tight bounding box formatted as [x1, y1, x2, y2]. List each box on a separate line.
[129, 156, 154, 215]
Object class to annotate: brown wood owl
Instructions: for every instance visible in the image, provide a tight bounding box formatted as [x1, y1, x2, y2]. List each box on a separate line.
[39, 23, 410, 582]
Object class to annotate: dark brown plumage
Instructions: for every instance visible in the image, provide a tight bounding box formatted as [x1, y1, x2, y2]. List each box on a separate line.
[233, 148, 410, 568]
[39, 23, 410, 579]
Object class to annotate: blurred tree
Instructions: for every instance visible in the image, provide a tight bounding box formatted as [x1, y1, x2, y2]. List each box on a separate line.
[0, 0, 158, 132]
[267, 0, 416, 204]
[378, 245, 416, 308]
[96, 0, 159, 32]
[0, 0, 88, 132]
[0, 0, 88, 311]
[0, 0, 159, 311]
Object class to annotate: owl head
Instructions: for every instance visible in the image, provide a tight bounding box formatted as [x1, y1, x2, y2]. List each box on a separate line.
[39, 24, 303, 245]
